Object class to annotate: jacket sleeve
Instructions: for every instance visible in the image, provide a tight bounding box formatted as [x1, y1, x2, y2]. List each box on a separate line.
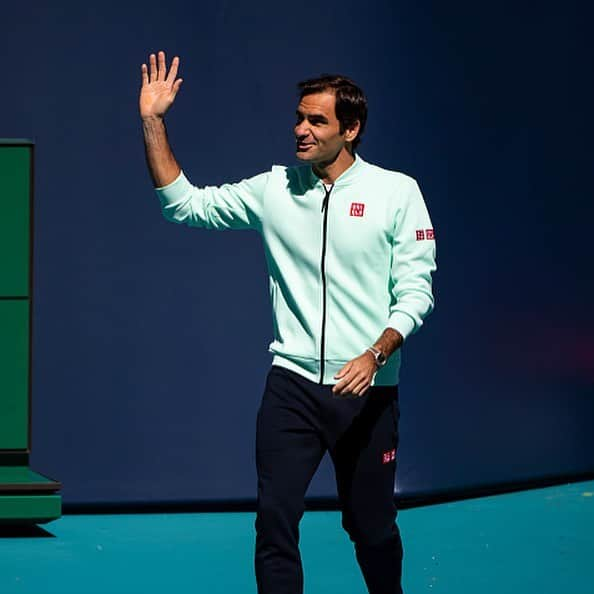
[387, 178, 437, 340]
[154, 169, 269, 232]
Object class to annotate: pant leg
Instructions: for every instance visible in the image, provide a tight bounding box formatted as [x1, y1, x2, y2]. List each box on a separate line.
[328, 385, 403, 594]
[254, 366, 326, 594]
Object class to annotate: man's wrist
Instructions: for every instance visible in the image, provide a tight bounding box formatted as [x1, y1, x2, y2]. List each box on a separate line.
[366, 346, 387, 367]
[364, 349, 378, 367]
[366, 327, 403, 367]
[141, 114, 165, 126]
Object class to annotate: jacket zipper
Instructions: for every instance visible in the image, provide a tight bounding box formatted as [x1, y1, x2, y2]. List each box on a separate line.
[319, 183, 334, 384]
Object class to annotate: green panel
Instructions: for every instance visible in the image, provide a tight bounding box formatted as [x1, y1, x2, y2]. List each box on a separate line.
[0, 301, 29, 449]
[0, 146, 30, 296]
[0, 495, 61, 523]
[0, 466, 58, 488]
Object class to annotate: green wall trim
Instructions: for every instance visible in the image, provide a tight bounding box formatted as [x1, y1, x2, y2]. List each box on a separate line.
[0, 466, 61, 491]
[0, 495, 61, 523]
[0, 139, 33, 145]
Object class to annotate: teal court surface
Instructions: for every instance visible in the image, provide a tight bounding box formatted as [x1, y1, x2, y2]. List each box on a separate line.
[1, 480, 592, 594]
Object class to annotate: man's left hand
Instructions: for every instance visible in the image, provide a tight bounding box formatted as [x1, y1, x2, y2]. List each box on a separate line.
[332, 352, 377, 397]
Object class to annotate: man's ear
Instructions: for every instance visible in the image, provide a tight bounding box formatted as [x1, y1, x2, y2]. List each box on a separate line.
[344, 120, 361, 143]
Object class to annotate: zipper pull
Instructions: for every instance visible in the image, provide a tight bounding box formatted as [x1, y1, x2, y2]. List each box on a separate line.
[321, 185, 333, 213]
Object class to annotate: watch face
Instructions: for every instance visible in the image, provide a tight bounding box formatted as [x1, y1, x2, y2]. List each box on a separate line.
[377, 352, 387, 366]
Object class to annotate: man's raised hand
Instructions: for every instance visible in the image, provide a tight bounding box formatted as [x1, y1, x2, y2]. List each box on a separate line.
[139, 51, 183, 120]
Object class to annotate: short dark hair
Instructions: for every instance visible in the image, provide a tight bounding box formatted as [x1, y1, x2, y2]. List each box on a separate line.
[297, 74, 368, 152]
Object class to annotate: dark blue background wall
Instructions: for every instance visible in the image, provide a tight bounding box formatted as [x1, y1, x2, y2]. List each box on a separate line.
[2, 1, 592, 504]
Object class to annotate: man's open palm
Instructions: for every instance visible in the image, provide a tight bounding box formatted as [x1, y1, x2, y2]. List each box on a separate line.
[139, 51, 182, 119]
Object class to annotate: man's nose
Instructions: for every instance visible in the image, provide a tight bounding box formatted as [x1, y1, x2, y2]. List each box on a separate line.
[295, 121, 309, 138]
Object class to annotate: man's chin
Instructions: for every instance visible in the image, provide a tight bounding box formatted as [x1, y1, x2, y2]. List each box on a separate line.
[296, 150, 316, 162]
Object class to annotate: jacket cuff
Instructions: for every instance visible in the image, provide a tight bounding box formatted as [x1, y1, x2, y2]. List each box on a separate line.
[387, 311, 416, 341]
[154, 170, 192, 204]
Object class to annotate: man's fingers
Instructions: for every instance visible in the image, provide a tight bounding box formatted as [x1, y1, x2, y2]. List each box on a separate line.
[149, 53, 157, 82]
[158, 50, 166, 81]
[332, 373, 352, 393]
[172, 78, 183, 95]
[335, 371, 365, 395]
[141, 63, 149, 86]
[332, 378, 347, 393]
[333, 367, 358, 391]
[341, 375, 364, 396]
[351, 378, 370, 397]
[166, 56, 180, 85]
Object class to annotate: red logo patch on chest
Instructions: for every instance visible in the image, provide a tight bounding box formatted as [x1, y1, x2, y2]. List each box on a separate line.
[350, 202, 365, 217]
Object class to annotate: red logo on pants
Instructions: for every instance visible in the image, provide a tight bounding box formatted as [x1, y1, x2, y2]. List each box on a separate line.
[382, 449, 396, 464]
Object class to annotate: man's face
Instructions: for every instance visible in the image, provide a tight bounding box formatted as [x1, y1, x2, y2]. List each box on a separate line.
[294, 91, 349, 163]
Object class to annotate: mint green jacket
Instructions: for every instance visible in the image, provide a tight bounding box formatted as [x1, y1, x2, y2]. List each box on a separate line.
[155, 154, 436, 385]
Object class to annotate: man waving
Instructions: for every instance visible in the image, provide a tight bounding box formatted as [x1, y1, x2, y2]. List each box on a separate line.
[140, 50, 437, 594]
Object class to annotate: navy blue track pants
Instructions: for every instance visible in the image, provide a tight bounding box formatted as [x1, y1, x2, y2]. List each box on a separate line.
[254, 365, 403, 594]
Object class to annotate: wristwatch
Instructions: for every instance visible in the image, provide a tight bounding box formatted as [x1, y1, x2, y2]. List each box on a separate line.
[366, 346, 387, 368]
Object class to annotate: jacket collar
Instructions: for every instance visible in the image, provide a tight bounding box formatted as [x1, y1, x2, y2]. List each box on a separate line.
[309, 152, 365, 187]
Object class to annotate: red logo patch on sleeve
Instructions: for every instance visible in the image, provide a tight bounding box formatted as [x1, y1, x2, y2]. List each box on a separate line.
[416, 230, 425, 240]
[426, 228, 435, 240]
[350, 202, 365, 217]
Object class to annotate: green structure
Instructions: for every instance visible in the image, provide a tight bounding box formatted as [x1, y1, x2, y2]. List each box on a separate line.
[0, 139, 61, 524]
